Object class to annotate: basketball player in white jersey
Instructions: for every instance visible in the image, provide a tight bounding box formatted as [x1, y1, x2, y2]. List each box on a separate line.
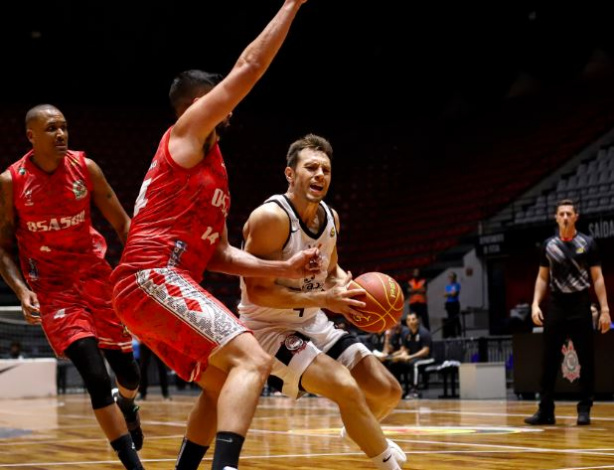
[238, 134, 406, 470]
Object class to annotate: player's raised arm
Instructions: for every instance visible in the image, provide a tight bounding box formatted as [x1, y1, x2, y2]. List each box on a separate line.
[169, 0, 308, 169]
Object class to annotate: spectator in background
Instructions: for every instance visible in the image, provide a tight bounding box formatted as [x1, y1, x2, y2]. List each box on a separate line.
[8, 340, 25, 359]
[394, 312, 434, 399]
[374, 319, 407, 384]
[443, 272, 462, 338]
[407, 268, 429, 329]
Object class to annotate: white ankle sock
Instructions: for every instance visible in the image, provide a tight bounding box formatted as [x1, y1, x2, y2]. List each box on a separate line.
[370, 447, 401, 470]
[386, 438, 407, 464]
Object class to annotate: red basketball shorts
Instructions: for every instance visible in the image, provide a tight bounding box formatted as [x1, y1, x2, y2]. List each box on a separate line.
[112, 267, 249, 382]
[37, 262, 132, 357]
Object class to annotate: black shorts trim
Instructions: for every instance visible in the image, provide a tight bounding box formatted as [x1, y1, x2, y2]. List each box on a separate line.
[326, 333, 360, 361]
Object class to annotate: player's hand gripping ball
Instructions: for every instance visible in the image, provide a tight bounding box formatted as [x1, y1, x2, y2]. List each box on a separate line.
[346, 272, 404, 333]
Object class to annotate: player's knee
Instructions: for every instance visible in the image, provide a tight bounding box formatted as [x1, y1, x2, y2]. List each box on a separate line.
[115, 359, 141, 391]
[104, 350, 141, 391]
[81, 368, 115, 409]
[333, 374, 363, 405]
[250, 349, 273, 379]
[235, 346, 272, 383]
[385, 375, 403, 404]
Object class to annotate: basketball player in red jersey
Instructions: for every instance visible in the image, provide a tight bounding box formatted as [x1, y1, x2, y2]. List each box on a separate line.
[238, 134, 406, 470]
[110, 1, 318, 469]
[0, 104, 145, 470]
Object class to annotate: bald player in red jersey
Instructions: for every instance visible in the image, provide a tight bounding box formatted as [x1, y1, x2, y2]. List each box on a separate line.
[111, 1, 316, 469]
[0, 105, 145, 470]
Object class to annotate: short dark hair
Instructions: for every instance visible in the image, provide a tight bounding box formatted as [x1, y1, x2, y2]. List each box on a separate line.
[555, 198, 577, 213]
[169, 70, 223, 116]
[25, 104, 60, 128]
[286, 134, 333, 169]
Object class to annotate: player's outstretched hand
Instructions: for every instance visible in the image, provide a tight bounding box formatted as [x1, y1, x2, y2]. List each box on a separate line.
[20, 290, 41, 325]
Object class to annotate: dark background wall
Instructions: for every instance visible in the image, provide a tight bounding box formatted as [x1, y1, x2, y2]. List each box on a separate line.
[3, 2, 614, 121]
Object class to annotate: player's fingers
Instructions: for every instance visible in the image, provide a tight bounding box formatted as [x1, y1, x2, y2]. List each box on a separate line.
[346, 306, 367, 317]
[345, 298, 367, 309]
[23, 311, 39, 325]
[24, 303, 42, 323]
[345, 287, 366, 297]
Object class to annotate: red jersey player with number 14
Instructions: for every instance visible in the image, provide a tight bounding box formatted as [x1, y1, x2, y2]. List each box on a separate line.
[110, 1, 319, 469]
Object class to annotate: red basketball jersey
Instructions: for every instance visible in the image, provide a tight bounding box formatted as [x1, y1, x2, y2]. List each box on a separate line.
[9, 151, 108, 289]
[115, 128, 230, 283]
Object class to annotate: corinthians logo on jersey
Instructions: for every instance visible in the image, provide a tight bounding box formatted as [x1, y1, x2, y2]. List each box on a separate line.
[72, 180, 87, 200]
[284, 334, 307, 354]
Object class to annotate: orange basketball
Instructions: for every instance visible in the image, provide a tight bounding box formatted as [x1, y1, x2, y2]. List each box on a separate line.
[347, 272, 404, 333]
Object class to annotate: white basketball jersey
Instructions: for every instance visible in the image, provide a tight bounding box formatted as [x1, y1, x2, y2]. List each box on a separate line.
[238, 194, 338, 325]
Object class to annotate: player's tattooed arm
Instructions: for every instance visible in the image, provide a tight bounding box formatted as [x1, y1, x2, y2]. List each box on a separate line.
[0, 172, 41, 324]
[86, 158, 131, 244]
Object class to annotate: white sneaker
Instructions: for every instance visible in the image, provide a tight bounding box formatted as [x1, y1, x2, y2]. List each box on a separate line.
[342, 427, 406, 465]
[387, 439, 407, 464]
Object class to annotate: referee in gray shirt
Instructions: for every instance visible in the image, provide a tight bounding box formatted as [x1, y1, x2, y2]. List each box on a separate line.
[525, 199, 610, 426]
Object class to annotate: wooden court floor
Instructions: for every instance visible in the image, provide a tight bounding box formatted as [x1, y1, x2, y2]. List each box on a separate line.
[2, 394, 614, 469]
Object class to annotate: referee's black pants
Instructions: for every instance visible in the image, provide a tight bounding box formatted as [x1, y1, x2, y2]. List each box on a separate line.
[540, 291, 594, 411]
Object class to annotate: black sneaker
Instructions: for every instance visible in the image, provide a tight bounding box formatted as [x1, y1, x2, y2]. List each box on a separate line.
[577, 410, 590, 425]
[524, 409, 555, 425]
[112, 388, 144, 451]
[577, 403, 592, 426]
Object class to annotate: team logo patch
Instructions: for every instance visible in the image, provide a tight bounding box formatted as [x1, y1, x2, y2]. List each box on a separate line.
[330, 226, 336, 237]
[18, 167, 26, 176]
[53, 309, 66, 319]
[576, 247, 585, 254]
[284, 334, 306, 354]
[24, 189, 33, 206]
[72, 180, 87, 200]
[562, 339, 581, 382]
